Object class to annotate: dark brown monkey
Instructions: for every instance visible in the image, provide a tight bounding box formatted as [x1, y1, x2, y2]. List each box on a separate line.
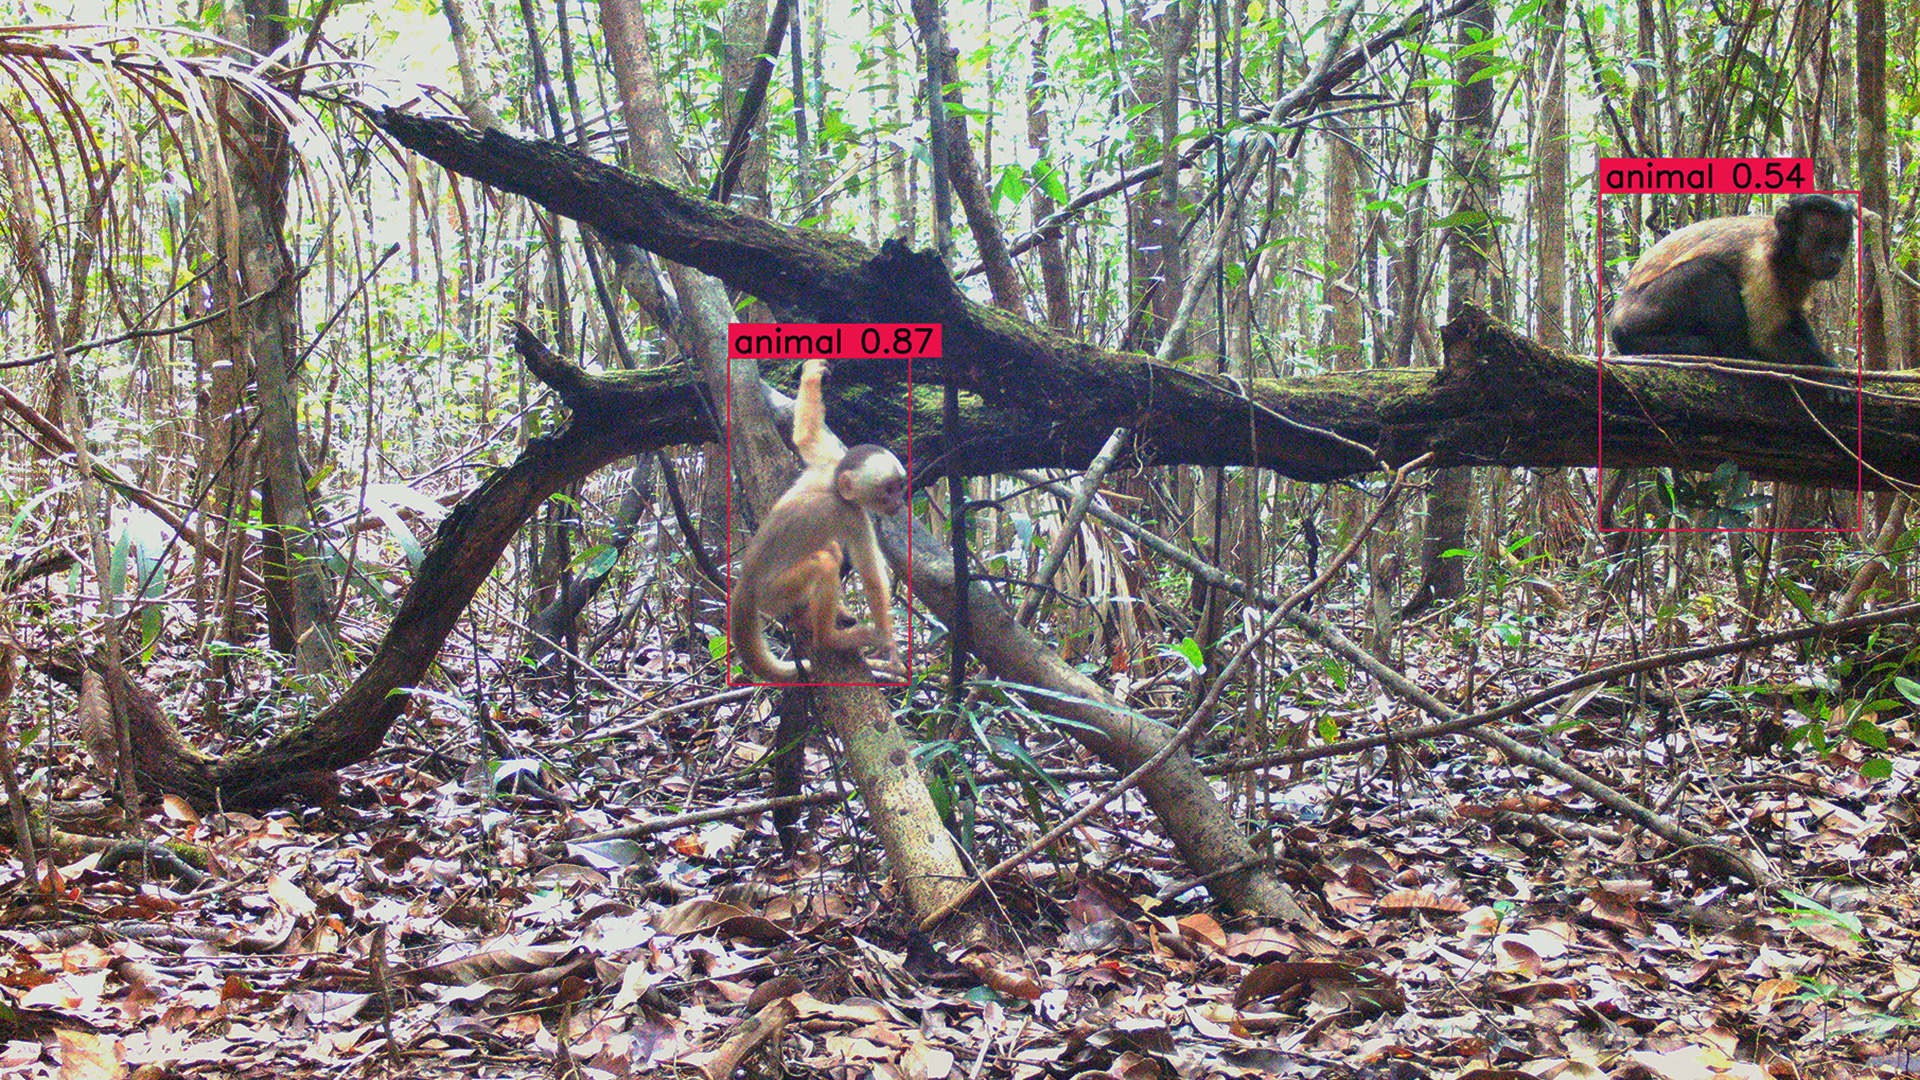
[1609, 194, 1854, 371]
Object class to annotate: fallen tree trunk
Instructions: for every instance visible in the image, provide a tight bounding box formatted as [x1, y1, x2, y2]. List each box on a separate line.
[370, 109, 1918, 491]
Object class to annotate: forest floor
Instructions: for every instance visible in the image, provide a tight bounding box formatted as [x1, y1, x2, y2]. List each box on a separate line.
[2, 615, 1918, 1080]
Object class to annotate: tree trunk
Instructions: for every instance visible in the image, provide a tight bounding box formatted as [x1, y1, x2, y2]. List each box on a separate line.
[1026, 0, 1072, 332]
[1408, 0, 1496, 614]
[1531, 0, 1578, 558]
[223, 0, 340, 676]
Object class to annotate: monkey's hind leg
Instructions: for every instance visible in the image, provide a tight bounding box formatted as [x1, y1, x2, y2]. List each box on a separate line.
[792, 548, 872, 655]
[791, 545, 904, 679]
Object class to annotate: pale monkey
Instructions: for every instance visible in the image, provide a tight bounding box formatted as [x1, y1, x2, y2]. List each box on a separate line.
[730, 359, 906, 681]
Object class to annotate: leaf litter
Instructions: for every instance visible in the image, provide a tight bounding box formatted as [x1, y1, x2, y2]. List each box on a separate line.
[1, 653, 1917, 1079]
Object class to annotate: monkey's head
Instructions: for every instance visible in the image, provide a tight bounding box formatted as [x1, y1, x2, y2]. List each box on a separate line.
[836, 445, 907, 515]
[1775, 194, 1853, 281]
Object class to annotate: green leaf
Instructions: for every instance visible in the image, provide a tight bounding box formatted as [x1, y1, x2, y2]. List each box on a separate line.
[398, 686, 474, 718]
[1430, 210, 1486, 231]
[926, 772, 954, 819]
[368, 504, 424, 568]
[355, 483, 446, 570]
[1170, 637, 1205, 669]
[987, 735, 1067, 796]
[138, 604, 166, 661]
[993, 165, 1029, 209]
[575, 543, 619, 578]
[1849, 718, 1888, 750]
[1035, 161, 1069, 203]
[6, 482, 74, 542]
[107, 522, 131, 606]
[1778, 579, 1817, 620]
[568, 838, 647, 868]
[1892, 676, 1920, 706]
[970, 679, 1159, 732]
[1455, 34, 1507, 60]
[1777, 890, 1863, 937]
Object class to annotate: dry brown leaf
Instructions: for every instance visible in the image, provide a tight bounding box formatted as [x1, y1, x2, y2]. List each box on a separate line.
[56, 1028, 122, 1080]
[647, 898, 747, 935]
[958, 954, 1042, 1000]
[76, 668, 117, 778]
[1581, 885, 1648, 931]
[1175, 912, 1226, 952]
[1377, 888, 1467, 916]
[1233, 960, 1405, 1015]
[402, 944, 584, 987]
[1627, 1045, 1770, 1079]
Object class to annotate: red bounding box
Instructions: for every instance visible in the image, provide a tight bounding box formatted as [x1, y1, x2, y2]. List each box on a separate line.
[723, 330, 927, 686]
[1594, 174, 1863, 533]
[728, 323, 942, 360]
[1598, 157, 1819, 194]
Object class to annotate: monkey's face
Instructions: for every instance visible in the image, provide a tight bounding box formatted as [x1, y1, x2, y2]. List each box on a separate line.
[837, 446, 907, 515]
[868, 475, 906, 515]
[1787, 209, 1852, 280]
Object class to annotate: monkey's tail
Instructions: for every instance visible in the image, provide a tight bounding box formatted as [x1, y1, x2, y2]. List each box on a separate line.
[729, 580, 800, 682]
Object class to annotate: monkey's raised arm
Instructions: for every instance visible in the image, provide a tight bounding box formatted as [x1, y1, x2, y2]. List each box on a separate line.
[791, 359, 849, 468]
